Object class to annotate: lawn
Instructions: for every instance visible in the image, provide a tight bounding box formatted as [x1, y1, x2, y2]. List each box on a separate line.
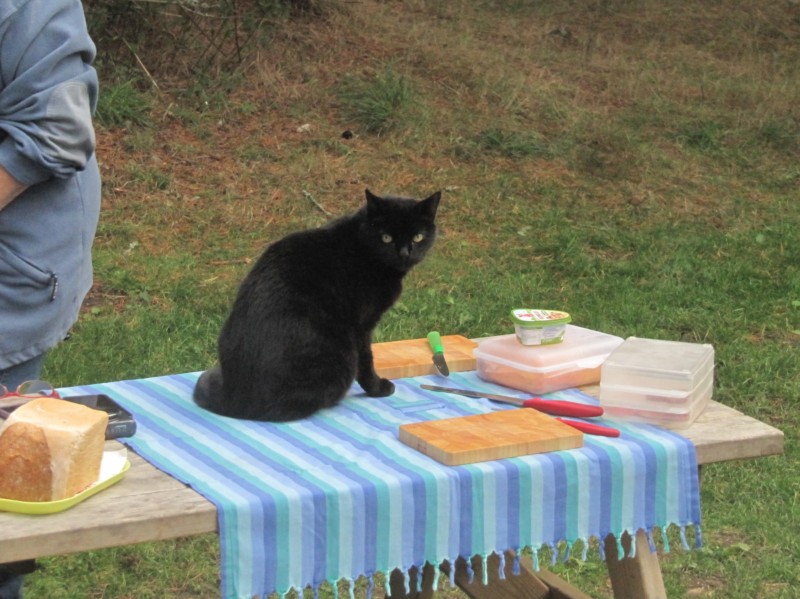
[26, 0, 799, 597]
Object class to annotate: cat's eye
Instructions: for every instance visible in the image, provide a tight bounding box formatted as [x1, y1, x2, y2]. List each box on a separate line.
[381, 234, 393, 243]
[412, 233, 425, 243]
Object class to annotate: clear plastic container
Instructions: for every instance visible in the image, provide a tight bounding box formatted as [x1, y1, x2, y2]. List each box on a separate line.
[601, 372, 713, 429]
[474, 325, 624, 394]
[599, 337, 715, 429]
[600, 337, 714, 392]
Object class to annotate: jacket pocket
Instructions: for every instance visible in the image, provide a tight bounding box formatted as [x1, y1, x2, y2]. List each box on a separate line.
[0, 242, 57, 308]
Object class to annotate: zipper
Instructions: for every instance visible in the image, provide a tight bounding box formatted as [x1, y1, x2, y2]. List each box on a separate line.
[49, 272, 59, 301]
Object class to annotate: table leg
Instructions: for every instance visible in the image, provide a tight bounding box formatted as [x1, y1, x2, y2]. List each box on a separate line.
[386, 553, 550, 598]
[387, 550, 600, 599]
[531, 568, 594, 599]
[604, 530, 667, 599]
[387, 563, 437, 599]
[444, 551, 551, 599]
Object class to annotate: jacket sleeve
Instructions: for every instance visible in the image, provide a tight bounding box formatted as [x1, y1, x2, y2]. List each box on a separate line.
[0, 0, 98, 186]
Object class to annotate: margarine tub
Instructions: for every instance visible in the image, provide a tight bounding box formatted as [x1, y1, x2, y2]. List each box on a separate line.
[510, 309, 572, 345]
[475, 325, 624, 394]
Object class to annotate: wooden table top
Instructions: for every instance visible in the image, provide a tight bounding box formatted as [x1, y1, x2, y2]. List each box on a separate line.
[0, 390, 784, 564]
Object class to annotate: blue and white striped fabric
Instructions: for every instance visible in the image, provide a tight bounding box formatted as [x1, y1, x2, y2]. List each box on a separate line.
[63, 371, 701, 599]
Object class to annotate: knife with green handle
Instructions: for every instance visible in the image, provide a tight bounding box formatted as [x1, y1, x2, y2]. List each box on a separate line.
[427, 331, 450, 376]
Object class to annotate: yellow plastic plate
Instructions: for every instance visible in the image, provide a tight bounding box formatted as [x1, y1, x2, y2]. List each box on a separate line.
[0, 448, 130, 515]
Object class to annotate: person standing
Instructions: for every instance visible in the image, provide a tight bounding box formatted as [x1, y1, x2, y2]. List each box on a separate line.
[1, 0, 102, 596]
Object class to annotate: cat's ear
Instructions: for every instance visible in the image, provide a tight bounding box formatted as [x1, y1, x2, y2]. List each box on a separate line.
[365, 188, 385, 217]
[416, 191, 441, 220]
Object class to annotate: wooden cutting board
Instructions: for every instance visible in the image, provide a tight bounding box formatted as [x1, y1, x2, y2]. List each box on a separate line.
[372, 335, 477, 379]
[399, 409, 584, 466]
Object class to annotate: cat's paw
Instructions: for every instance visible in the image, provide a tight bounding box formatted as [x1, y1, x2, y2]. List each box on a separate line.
[364, 377, 395, 397]
[375, 378, 395, 397]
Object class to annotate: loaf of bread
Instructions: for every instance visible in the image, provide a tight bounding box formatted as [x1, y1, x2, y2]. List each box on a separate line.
[0, 398, 108, 502]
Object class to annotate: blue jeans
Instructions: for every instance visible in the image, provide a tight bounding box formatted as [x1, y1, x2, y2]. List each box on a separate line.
[0, 353, 48, 599]
[0, 571, 22, 599]
[0, 353, 48, 390]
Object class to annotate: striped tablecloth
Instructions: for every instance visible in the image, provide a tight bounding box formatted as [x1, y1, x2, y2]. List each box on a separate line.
[64, 371, 702, 599]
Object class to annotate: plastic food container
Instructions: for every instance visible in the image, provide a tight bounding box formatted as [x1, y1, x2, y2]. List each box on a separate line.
[510, 309, 572, 345]
[599, 337, 715, 429]
[600, 374, 713, 429]
[474, 325, 624, 394]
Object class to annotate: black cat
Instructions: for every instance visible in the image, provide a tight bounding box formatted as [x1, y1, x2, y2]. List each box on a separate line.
[193, 189, 441, 421]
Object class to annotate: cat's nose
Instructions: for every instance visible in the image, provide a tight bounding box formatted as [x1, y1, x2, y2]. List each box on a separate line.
[399, 246, 410, 257]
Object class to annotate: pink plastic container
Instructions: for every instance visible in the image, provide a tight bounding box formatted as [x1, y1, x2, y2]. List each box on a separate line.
[474, 325, 624, 394]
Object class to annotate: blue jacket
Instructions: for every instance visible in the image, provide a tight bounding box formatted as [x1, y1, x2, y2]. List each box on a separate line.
[0, 0, 101, 369]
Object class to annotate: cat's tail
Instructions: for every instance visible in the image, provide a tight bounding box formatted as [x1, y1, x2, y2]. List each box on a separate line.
[193, 365, 225, 412]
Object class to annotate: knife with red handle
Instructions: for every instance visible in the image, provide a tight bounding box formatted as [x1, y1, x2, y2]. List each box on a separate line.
[419, 384, 604, 417]
[556, 418, 620, 437]
[419, 384, 620, 437]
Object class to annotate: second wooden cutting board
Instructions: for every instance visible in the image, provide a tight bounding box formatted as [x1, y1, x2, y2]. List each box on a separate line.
[399, 409, 584, 466]
[372, 335, 477, 379]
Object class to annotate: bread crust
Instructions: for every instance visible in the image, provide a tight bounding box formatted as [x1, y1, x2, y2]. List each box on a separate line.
[0, 422, 52, 502]
[0, 398, 108, 501]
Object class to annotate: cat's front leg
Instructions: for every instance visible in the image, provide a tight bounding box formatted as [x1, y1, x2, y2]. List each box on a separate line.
[356, 335, 395, 397]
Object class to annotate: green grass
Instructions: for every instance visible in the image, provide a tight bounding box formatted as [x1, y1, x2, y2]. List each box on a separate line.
[23, 0, 800, 597]
[337, 64, 421, 134]
[95, 78, 151, 128]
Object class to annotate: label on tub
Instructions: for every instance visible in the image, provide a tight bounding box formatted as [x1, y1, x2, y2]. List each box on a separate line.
[511, 309, 571, 325]
[510, 309, 572, 346]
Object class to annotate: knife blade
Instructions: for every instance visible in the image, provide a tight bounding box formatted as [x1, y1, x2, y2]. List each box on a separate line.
[427, 331, 450, 376]
[419, 384, 604, 418]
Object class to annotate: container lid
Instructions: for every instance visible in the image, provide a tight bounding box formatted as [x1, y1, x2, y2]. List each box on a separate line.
[474, 325, 624, 374]
[601, 337, 714, 391]
[510, 309, 571, 327]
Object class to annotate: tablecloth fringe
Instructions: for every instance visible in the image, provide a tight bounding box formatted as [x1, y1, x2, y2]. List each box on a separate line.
[596, 522, 703, 562]
[273, 522, 702, 599]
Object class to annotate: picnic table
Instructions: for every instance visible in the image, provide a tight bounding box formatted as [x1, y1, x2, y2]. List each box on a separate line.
[0, 374, 784, 599]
